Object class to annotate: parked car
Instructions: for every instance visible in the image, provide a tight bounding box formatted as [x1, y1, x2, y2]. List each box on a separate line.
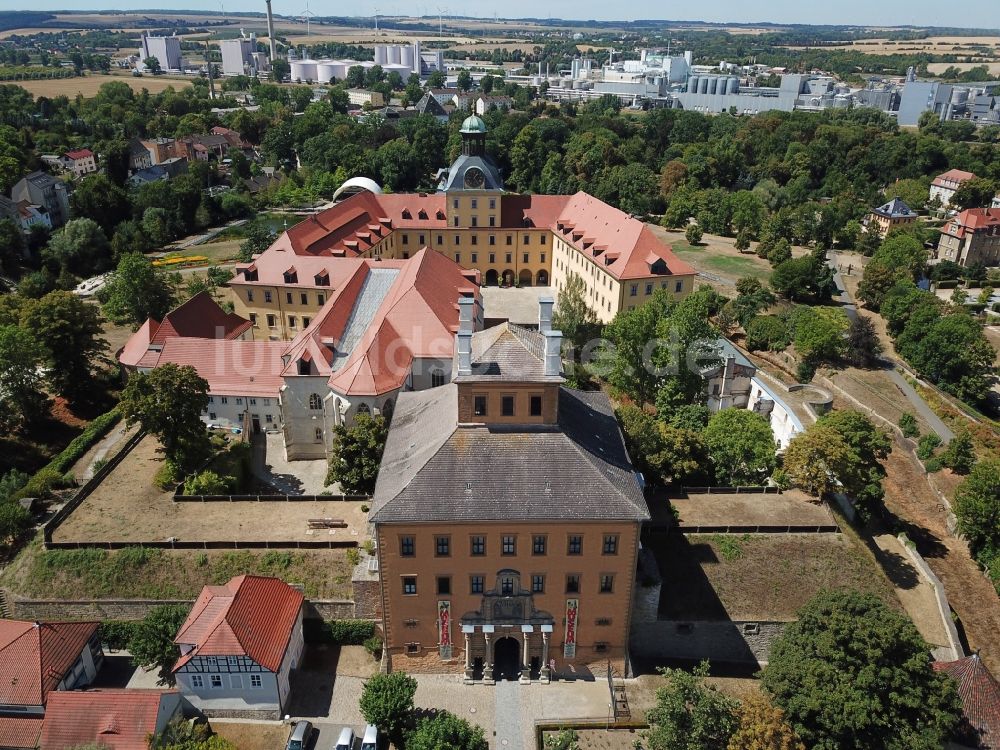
[334, 727, 355, 750]
[286, 720, 314, 750]
[361, 725, 378, 750]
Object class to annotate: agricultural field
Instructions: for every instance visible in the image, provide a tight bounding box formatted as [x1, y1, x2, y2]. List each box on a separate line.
[11, 72, 192, 98]
[785, 35, 1000, 56]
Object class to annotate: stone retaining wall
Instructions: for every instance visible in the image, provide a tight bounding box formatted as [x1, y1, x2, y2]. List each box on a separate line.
[630, 620, 789, 665]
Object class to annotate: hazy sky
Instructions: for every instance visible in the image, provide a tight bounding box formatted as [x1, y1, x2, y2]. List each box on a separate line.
[2, 0, 999, 29]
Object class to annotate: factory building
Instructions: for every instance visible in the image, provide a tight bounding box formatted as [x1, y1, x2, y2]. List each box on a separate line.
[220, 33, 266, 77]
[139, 33, 182, 72]
[373, 42, 445, 76]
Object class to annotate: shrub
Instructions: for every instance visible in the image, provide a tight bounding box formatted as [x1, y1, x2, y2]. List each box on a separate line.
[44, 408, 121, 475]
[363, 634, 383, 659]
[924, 457, 944, 473]
[941, 431, 976, 474]
[360, 503, 370, 513]
[796, 360, 816, 383]
[183, 470, 233, 495]
[917, 433, 942, 460]
[328, 619, 376, 644]
[15, 468, 70, 500]
[346, 547, 361, 566]
[154, 460, 182, 490]
[685, 223, 703, 245]
[745, 315, 790, 352]
[362, 538, 375, 555]
[0, 500, 32, 545]
[899, 412, 919, 439]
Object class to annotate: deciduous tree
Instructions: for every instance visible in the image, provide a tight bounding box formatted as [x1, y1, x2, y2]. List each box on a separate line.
[43, 218, 112, 277]
[127, 604, 189, 685]
[727, 693, 804, 750]
[325, 413, 388, 494]
[359, 672, 417, 747]
[99, 252, 174, 327]
[407, 711, 488, 750]
[703, 409, 776, 486]
[644, 661, 739, 750]
[761, 590, 961, 750]
[0, 324, 48, 430]
[953, 458, 1000, 562]
[782, 424, 853, 498]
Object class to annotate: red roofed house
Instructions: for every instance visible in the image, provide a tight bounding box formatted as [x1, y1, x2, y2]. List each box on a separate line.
[931, 169, 978, 209]
[0, 619, 103, 750]
[937, 208, 1000, 268]
[39, 689, 184, 750]
[62, 148, 98, 179]
[172, 575, 304, 719]
[933, 653, 1000, 749]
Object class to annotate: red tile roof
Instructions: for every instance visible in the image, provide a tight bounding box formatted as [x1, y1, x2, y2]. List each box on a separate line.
[64, 148, 94, 160]
[932, 169, 977, 187]
[39, 690, 178, 750]
[173, 575, 303, 673]
[946, 208, 1000, 237]
[151, 339, 289, 397]
[118, 318, 160, 368]
[934, 653, 1000, 749]
[0, 717, 43, 749]
[0, 619, 99, 706]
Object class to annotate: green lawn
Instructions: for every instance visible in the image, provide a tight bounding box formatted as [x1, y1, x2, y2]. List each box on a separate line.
[672, 241, 773, 281]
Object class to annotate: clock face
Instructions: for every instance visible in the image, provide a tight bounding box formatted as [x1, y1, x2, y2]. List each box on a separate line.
[464, 166, 485, 189]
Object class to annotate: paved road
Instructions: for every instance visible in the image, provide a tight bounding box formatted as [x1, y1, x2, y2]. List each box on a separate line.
[494, 680, 525, 750]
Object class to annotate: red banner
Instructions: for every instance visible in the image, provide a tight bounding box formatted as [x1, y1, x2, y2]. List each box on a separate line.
[438, 600, 451, 647]
[565, 598, 578, 646]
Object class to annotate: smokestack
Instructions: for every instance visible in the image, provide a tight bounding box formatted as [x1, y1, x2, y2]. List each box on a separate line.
[543, 330, 562, 378]
[456, 297, 474, 376]
[265, 0, 277, 61]
[537, 296, 553, 333]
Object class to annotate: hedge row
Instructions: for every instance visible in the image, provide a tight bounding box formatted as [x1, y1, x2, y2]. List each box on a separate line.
[11, 407, 121, 501]
[304, 619, 376, 645]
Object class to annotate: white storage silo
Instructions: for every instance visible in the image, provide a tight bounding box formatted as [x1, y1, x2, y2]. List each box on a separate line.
[698, 76, 709, 94]
[411, 41, 421, 74]
[316, 60, 340, 83]
[687, 75, 699, 93]
[708, 76, 718, 95]
[374, 44, 388, 65]
[729, 76, 740, 94]
[401, 45, 414, 72]
[388, 45, 401, 65]
[290, 59, 317, 82]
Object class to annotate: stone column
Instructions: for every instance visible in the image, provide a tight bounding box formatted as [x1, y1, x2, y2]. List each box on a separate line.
[519, 631, 531, 684]
[540, 631, 550, 684]
[483, 631, 494, 685]
[463, 631, 473, 684]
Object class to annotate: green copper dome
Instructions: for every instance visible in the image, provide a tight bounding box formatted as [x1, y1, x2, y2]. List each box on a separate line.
[460, 114, 487, 133]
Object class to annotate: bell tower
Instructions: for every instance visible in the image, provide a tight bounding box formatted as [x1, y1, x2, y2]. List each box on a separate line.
[461, 115, 487, 157]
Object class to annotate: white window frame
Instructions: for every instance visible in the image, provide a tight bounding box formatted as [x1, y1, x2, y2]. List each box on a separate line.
[210, 674, 223, 689]
[191, 674, 204, 688]
[250, 674, 262, 688]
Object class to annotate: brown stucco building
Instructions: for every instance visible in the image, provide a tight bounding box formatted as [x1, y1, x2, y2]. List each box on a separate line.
[370, 298, 649, 683]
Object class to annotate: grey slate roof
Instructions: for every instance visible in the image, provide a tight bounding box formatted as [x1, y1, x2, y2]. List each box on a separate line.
[370, 383, 649, 524]
[872, 197, 917, 219]
[453, 323, 562, 383]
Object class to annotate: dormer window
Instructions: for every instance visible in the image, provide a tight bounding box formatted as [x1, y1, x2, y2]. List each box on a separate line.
[283, 268, 297, 284]
[314, 272, 330, 286]
[418, 209, 428, 219]
[401, 208, 411, 219]
[243, 268, 258, 282]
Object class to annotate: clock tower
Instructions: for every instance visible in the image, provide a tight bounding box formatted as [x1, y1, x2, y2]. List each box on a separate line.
[439, 114, 505, 231]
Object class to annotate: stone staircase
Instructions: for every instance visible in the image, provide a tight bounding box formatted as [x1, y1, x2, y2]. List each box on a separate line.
[0, 588, 12, 618]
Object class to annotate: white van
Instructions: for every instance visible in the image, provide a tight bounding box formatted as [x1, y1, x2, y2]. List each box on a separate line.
[361, 724, 378, 750]
[334, 727, 355, 750]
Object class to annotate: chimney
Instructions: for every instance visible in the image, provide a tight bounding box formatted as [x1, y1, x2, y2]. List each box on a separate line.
[537, 296, 554, 333]
[543, 330, 562, 377]
[265, 0, 277, 61]
[456, 297, 474, 376]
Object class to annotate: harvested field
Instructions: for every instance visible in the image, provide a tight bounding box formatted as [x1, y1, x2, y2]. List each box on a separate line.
[654, 532, 900, 621]
[13, 73, 192, 98]
[0, 538, 353, 599]
[51, 434, 367, 544]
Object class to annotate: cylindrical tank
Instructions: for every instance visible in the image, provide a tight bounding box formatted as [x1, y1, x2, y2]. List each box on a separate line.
[571, 59, 580, 79]
[951, 88, 969, 105]
[290, 59, 317, 82]
[401, 45, 414, 71]
[374, 45, 387, 65]
[316, 61, 340, 83]
[687, 75, 699, 93]
[729, 76, 740, 94]
[388, 45, 401, 65]
[698, 76, 709, 94]
[708, 76, 718, 95]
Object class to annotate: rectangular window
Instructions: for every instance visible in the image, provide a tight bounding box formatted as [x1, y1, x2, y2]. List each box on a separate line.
[474, 395, 487, 417]
[523, 235, 531, 245]
[471, 216, 478, 228]
[645, 283, 653, 295]
[630, 284, 638, 297]
[502, 535, 516, 556]
[489, 198, 496, 209]
[489, 215, 496, 227]
[301, 292, 308, 305]
[235, 397, 243, 405]
[566, 574, 580, 594]
[303, 317, 311, 327]
[471, 252, 478, 263]
[675, 280, 683, 293]
[247, 290, 254, 302]
[250, 674, 262, 688]
[501, 395, 515, 417]
[531, 574, 545, 593]
[489, 235, 496, 245]
[471, 198, 477, 209]
[249, 313, 257, 327]
[435, 536, 450, 557]
[523, 252, 529, 263]
[437, 234, 443, 245]
[455, 234, 461, 245]
[220, 397, 228, 404]
[286, 292, 292, 304]
[210, 675, 223, 688]
[603, 535, 619, 555]
[532, 535, 546, 555]
[455, 253, 461, 262]
[472, 234, 478, 245]
[506, 234, 512, 246]
[500, 576, 514, 595]
[471, 535, 485, 555]
[265, 414, 273, 423]
[191, 675, 204, 688]
[505, 253, 512, 263]
[489, 253, 495, 263]
[317, 293, 325, 305]
[600, 574, 615, 593]
[419, 234, 425, 245]
[209, 412, 216, 420]
[288, 315, 297, 329]
[454, 217, 459, 227]
[437, 576, 451, 595]
[208, 396, 215, 403]
[530, 395, 543, 417]
[471, 575, 484, 594]
[266, 314, 276, 328]
[568, 535, 583, 555]
[264, 291, 272, 303]
[402, 576, 417, 595]
[453, 198, 459, 209]
[400, 536, 415, 557]
[402, 234, 409, 245]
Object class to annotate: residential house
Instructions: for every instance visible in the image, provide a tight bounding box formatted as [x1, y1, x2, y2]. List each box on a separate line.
[245, 116, 694, 324]
[0, 619, 103, 750]
[347, 89, 386, 108]
[62, 148, 98, 179]
[413, 91, 450, 122]
[932, 653, 999, 750]
[127, 156, 188, 187]
[930, 169, 978, 209]
[371, 298, 650, 682]
[39, 690, 184, 750]
[475, 95, 513, 115]
[452, 91, 474, 111]
[128, 138, 153, 171]
[140, 137, 176, 166]
[937, 208, 1000, 267]
[172, 575, 305, 720]
[11, 172, 70, 228]
[14, 201, 52, 232]
[865, 197, 918, 237]
[428, 88, 457, 106]
[174, 133, 232, 162]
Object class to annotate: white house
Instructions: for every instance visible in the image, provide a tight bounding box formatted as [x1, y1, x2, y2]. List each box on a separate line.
[172, 575, 305, 720]
[929, 169, 977, 209]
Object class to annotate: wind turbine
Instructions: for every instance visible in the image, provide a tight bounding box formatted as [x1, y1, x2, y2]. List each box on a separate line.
[374, 6, 379, 33]
[300, 1, 315, 38]
[436, 5, 447, 36]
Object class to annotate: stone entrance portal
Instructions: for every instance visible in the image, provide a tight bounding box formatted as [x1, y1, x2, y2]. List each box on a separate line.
[493, 637, 520, 681]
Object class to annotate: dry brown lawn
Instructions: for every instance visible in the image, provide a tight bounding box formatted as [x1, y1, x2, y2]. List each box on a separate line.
[52, 434, 368, 544]
[212, 722, 290, 750]
[12, 73, 191, 98]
